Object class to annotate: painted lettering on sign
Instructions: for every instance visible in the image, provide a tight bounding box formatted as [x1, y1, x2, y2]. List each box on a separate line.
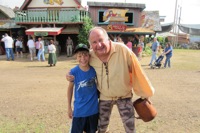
[107, 24, 127, 31]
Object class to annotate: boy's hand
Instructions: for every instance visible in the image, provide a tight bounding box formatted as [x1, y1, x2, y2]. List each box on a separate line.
[66, 71, 74, 82]
[67, 108, 73, 119]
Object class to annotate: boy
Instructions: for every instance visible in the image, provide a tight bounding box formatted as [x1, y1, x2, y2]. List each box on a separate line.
[67, 44, 99, 133]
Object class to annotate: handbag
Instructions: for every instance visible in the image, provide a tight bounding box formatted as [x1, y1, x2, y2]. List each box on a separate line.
[133, 98, 157, 122]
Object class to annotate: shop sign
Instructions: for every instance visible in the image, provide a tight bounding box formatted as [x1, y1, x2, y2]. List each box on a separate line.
[34, 32, 48, 36]
[103, 9, 129, 23]
[107, 24, 127, 31]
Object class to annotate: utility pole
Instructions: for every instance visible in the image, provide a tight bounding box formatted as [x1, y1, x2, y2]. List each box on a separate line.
[173, 0, 178, 47]
[177, 6, 182, 46]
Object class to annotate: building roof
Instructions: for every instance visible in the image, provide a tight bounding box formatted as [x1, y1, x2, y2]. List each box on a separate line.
[158, 23, 174, 33]
[0, 21, 21, 29]
[87, 2, 146, 11]
[20, 0, 83, 10]
[180, 24, 200, 29]
[0, 5, 15, 18]
[178, 24, 200, 35]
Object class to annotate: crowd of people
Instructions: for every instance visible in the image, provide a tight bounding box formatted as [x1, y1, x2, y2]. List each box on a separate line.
[0, 34, 58, 67]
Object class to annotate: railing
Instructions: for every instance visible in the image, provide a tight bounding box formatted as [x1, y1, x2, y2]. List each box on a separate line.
[15, 9, 88, 23]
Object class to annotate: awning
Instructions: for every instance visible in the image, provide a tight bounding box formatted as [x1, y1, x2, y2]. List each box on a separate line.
[61, 26, 79, 34]
[156, 32, 176, 37]
[102, 26, 155, 35]
[178, 24, 200, 35]
[25, 27, 63, 36]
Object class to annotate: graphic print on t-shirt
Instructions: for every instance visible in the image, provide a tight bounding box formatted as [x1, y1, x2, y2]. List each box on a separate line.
[77, 77, 96, 91]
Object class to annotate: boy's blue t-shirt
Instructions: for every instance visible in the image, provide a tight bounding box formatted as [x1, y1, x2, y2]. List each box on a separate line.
[70, 65, 99, 117]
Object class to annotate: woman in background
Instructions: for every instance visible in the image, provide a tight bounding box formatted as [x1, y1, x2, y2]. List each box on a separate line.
[137, 36, 144, 61]
[117, 36, 124, 44]
[126, 37, 132, 51]
[163, 42, 173, 68]
[48, 40, 57, 66]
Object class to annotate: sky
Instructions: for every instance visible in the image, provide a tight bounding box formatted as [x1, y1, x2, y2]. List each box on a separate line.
[0, 0, 200, 24]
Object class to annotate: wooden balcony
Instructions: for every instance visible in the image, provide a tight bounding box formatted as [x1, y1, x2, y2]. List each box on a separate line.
[15, 9, 88, 24]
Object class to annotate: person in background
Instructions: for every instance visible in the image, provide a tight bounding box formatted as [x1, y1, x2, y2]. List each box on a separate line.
[35, 38, 40, 57]
[15, 37, 23, 58]
[66, 36, 73, 57]
[48, 40, 57, 66]
[67, 43, 99, 133]
[126, 37, 133, 51]
[1, 33, 14, 61]
[131, 35, 139, 47]
[138, 36, 145, 61]
[117, 36, 124, 44]
[27, 37, 36, 61]
[163, 42, 173, 68]
[109, 34, 121, 42]
[67, 27, 155, 133]
[149, 37, 159, 66]
[37, 37, 45, 61]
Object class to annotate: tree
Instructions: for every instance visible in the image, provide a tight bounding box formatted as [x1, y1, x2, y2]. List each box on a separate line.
[78, 16, 94, 46]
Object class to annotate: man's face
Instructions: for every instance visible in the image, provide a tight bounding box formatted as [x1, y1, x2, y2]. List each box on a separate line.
[89, 29, 110, 57]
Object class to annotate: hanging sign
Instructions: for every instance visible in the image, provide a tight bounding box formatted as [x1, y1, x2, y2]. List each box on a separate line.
[34, 32, 48, 36]
[103, 9, 129, 23]
[107, 24, 127, 31]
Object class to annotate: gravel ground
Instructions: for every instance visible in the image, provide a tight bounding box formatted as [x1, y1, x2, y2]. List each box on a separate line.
[0, 49, 200, 133]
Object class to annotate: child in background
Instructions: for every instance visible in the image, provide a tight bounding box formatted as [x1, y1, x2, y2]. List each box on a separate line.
[67, 44, 99, 133]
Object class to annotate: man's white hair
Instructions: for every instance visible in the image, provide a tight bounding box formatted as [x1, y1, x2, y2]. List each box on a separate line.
[88, 27, 109, 44]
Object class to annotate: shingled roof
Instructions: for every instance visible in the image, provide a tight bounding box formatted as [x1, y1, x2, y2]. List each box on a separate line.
[0, 5, 15, 18]
[87, 2, 146, 11]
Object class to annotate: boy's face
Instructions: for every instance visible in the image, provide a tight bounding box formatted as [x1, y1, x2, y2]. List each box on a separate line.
[76, 51, 90, 67]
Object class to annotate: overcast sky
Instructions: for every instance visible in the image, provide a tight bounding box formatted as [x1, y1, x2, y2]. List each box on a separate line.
[1, 0, 200, 24]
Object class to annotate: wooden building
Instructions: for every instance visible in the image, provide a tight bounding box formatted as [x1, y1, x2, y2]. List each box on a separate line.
[0, 5, 23, 54]
[15, 0, 88, 53]
[87, 2, 161, 45]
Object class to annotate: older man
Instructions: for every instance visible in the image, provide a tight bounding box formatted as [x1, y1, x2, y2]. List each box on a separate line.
[67, 27, 154, 133]
[1, 33, 14, 61]
[149, 37, 160, 66]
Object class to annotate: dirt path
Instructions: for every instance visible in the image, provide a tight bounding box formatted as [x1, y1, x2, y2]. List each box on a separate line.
[0, 50, 200, 133]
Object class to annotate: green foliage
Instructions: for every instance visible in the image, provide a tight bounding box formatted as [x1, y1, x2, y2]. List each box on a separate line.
[165, 37, 169, 42]
[78, 17, 94, 46]
[157, 37, 165, 48]
[143, 46, 152, 56]
[157, 37, 164, 43]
